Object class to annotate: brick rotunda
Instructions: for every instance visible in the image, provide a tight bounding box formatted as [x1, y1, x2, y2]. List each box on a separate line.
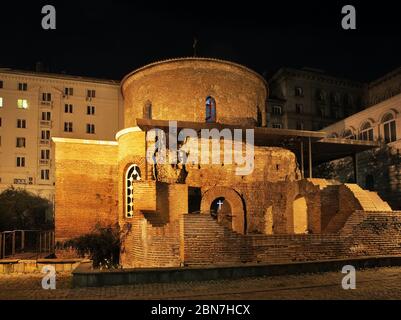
[53, 58, 401, 268]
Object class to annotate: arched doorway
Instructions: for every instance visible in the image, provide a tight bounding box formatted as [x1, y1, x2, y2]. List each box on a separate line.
[293, 195, 308, 234]
[210, 197, 232, 229]
[200, 187, 245, 234]
[264, 205, 273, 235]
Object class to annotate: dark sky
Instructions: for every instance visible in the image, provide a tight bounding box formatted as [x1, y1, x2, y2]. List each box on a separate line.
[1, 0, 400, 82]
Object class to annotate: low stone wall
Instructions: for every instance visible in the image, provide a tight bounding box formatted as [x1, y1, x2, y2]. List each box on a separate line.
[73, 256, 401, 288]
[183, 211, 401, 266]
[0, 258, 85, 274]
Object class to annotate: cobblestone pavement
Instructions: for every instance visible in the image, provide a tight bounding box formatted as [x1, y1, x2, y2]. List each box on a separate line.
[1, 266, 401, 300]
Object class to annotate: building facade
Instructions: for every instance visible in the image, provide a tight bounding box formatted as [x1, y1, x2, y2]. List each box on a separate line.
[267, 67, 365, 131]
[366, 67, 401, 107]
[321, 93, 401, 209]
[0, 69, 123, 201]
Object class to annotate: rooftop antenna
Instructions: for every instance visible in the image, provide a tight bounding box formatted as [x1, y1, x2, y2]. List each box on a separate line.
[193, 37, 198, 57]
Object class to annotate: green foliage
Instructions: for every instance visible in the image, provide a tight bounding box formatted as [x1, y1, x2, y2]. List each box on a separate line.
[64, 224, 121, 269]
[0, 187, 53, 232]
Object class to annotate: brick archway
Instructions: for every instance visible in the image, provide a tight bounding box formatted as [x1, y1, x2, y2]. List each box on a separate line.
[200, 187, 245, 234]
[293, 195, 308, 234]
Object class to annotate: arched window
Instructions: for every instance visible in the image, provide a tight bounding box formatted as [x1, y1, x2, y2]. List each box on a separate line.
[205, 96, 216, 123]
[359, 122, 374, 141]
[382, 113, 397, 143]
[125, 164, 141, 218]
[143, 101, 152, 120]
[342, 129, 355, 140]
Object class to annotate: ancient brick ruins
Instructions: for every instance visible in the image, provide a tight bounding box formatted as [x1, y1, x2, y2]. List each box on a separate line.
[53, 58, 401, 268]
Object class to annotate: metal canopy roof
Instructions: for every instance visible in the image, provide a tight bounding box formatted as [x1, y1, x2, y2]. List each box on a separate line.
[136, 119, 379, 165]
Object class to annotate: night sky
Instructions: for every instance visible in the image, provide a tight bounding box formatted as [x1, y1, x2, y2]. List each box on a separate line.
[1, 1, 400, 82]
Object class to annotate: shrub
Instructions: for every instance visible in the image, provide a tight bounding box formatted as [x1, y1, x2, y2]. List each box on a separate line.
[64, 223, 121, 269]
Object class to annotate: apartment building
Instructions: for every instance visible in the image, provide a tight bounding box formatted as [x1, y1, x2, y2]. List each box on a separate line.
[321, 93, 401, 209]
[0, 69, 123, 202]
[267, 67, 365, 131]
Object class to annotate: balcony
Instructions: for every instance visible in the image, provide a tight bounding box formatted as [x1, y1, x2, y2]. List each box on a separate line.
[39, 139, 51, 146]
[13, 179, 27, 185]
[39, 159, 50, 166]
[40, 101, 53, 109]
[40, 120, 52, 128]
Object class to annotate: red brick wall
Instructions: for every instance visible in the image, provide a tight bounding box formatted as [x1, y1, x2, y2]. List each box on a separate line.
[182, 211, 401, 266]
[54, 141, 119, 242]
[120, 183, 188, 268]
[120, 212, 182, 268]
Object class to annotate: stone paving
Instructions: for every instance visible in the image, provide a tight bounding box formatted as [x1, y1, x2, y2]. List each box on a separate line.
[1, 266, 401, 300]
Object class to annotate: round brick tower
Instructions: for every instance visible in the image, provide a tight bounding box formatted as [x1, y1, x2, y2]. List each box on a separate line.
[120, 57, 268, 127]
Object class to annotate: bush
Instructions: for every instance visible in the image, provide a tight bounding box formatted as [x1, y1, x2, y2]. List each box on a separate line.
[64, 223, 121, 269]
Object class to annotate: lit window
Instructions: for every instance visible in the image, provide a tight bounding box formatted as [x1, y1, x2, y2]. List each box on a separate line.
[16, 157, 25, 167]
[205, 96, 216, 123]
[125, 164, 141, 218]
[17, 99, 29, 109]
[382, 113, 397, 143]
[0, 97, 3, 107]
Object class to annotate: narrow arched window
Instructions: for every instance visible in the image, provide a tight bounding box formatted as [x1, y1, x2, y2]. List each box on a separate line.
[125, 164, 141, 218]
[143, 101, 152, 120]
[359, 122, 374, 141]
[205, 96, 216, 123]
[382, 113, 397, 143]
